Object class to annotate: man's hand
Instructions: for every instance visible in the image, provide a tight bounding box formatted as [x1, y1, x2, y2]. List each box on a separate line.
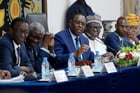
[20, 66, 30, 73]
[126, 29, 140, 45]
[74, 44, 89, 58]
[0, 70, 11, 79]
[102, 52, 114, 60]
[41, 32, 54, 53]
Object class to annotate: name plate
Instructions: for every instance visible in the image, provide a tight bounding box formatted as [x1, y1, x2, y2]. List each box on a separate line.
[53, 70, 68, 83]
[102, 62, 117, 73]
[79, 65, 94, 77]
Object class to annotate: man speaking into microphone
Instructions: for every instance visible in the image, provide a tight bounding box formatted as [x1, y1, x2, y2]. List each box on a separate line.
[54, 13, 94, 69]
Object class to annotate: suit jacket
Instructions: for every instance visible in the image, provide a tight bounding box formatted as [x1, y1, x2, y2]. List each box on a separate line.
[104, 32, 133, 55]
[0, 33, 33, 77]
[137, 34, 140, 40]
[54, 29, 94, 69]
[25, 42, 57, 73]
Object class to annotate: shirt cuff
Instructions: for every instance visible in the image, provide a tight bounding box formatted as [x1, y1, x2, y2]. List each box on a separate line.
[40, 48, 56, 57]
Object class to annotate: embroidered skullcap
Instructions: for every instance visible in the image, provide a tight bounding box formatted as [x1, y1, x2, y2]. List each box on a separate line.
[86, 14, 102, 25]
[125, 13, 140, 26]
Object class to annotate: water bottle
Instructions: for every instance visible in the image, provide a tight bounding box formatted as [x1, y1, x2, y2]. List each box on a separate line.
[42, 57, 50, 80]
[93, 51, 102, 72]
[68, 53, 76, 76]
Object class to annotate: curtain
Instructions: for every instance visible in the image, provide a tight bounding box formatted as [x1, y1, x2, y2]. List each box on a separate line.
[122, 0, 135, 16]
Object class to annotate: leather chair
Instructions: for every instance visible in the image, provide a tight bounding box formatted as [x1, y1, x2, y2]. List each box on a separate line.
[26, 13, 49, 32]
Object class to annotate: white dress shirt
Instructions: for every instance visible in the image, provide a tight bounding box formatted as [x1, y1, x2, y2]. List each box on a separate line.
[84, 34, 107, 55]
[13, 41, 21, 66]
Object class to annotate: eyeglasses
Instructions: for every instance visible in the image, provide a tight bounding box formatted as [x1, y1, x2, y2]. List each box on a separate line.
[73, 21, 86, 27]
[87, 25, 102, 31]
[29, 33, 43, 42]
[15, 29, 29, 35]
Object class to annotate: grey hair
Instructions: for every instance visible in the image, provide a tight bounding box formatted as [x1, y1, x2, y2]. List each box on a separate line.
[29, 22, 45, 34]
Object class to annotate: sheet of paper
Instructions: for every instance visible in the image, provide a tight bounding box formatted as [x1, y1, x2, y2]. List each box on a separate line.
[0, 75, 24, 83]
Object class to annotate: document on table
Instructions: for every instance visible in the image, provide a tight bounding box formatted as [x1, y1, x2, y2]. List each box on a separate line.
[0, 75, 24, 83]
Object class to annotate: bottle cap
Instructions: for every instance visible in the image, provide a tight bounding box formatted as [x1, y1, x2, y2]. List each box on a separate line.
[69, 53, 73, 57]
[43, 57, 48, 61]
[95, 51, 99, 55]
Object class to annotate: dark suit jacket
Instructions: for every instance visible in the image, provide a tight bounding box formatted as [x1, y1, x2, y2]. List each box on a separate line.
[104, 32, 133, 55]
[54, 29, 94, 69]
[137, 34, 140, 40]
[25, 42, 57, 73]
[0, 33, 33, 77]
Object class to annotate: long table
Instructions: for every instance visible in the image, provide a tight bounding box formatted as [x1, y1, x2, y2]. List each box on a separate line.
[0, 66, 140, 93]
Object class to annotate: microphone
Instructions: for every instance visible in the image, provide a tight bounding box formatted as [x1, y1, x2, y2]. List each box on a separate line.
[85, 32, 118, 54]
[95, 38, 118, 54]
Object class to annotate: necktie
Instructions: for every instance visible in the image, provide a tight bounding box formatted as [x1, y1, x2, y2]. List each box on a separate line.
[75, 37, 79, 49]
[17, 47, 20, 66]
[29, 48, 35, 62]
[75, 37, 82, 61]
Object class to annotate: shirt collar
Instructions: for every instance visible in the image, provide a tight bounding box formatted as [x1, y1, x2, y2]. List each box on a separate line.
[69, 29, 79, 40]
[13, 40, 20, 49]
[114, 32, 123, 41]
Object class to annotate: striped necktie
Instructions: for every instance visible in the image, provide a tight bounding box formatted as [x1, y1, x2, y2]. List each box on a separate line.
[75, 37, 80, 49]
[17, 47, 21, 66]
[75, 37, 82, 61]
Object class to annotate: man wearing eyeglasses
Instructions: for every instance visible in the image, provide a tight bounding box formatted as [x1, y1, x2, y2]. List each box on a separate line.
[84, 14, 114, 59]
[0, 17, 33, 77]
[54, 13, 94, 69]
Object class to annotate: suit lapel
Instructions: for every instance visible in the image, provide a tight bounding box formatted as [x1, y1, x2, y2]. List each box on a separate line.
[65, 30, 76, 52]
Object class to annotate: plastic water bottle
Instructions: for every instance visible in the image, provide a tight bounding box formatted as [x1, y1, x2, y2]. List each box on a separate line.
[42, 57, 50, 80]
[68, 53, 76, 76]
[93, 51, 102, 72]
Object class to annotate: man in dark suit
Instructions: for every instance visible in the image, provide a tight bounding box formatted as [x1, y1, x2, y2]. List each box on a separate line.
[25, 22, 56, 73]
[0, 17, 33, 77]
[104, 16, 133, 55]
[55, 13, 94, 69]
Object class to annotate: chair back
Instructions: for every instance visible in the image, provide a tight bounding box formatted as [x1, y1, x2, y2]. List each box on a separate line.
[26, 13, 49, 32]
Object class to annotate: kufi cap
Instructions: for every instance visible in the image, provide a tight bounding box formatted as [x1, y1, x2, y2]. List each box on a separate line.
[125, 13, 140, 26]
[86, 14, 102, 26]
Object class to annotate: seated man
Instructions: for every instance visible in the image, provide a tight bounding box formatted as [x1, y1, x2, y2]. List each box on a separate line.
[54, 13, 94, 69]
[125, 14, 140, 44]
[0, 17, 33, 77]
[125, 14, 140, 42]
[25, 22, 56, 73]
[104, 16, 133, 55]
[84, 14, 114, 59]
